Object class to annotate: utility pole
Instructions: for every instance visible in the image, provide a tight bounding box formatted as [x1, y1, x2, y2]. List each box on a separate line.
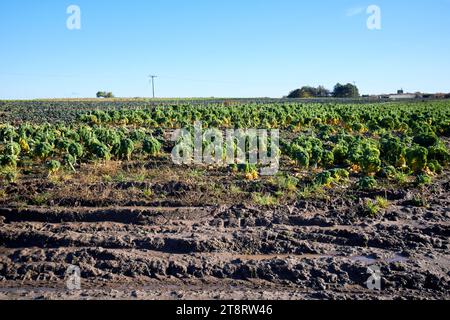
[149, 75, 157, 98]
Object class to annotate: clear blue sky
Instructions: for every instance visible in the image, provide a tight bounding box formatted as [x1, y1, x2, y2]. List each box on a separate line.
[0, 0, 449, 99]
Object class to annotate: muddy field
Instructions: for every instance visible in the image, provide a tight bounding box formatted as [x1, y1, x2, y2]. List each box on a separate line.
[1, 100, 450, 300]
[0, 170, 449, 300]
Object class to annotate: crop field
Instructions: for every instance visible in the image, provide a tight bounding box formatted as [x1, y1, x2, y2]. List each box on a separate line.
[0, 99, 449, 299]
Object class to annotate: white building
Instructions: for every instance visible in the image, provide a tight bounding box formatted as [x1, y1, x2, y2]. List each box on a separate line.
[388, 93, 417, 100]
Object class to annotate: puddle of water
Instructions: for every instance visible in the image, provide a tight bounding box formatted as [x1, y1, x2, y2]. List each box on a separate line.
[350, 255, 378, 265]
[350, 253, 409, 265]
[386, 254, 409, 264]
[229, 253, 333, 261]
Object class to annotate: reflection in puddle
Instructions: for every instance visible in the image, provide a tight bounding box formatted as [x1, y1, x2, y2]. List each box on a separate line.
[350, 253, 409, 265]
[231, 253, 333, 261]
[350, 255, 378, 265]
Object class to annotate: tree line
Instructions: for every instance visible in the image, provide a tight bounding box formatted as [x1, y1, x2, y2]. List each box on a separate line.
[287, 83, 360, 98]
[96, 91, 115, 98]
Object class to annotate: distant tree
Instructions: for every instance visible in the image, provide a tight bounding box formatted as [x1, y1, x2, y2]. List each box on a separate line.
[332, 83, 360, 98]
[287, 85, 330, 98]
[316, 85, 331, 97]
[287, 89, 302, 99]
[298, 86, 317, 98]
[96, 91, 114, 98]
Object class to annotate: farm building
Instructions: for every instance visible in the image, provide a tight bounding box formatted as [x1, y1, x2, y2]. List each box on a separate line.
[388, 93, 417, 100]
[386, 90, 417, 100]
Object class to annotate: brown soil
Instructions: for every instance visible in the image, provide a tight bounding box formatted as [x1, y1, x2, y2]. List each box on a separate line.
[0, 172, 449, 300]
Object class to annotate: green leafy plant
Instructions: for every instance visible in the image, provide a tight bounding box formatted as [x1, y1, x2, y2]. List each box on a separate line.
[91, 141, 111, 161]
[68, 142, 84, 159]
[428, 160, 443, 174]
[329, 168, 349, 181]
[63, 154, 77, 172]
[0, 155, 17, 168]
[0, 167, 18, 183]
[314, 171, 334, 187]
[360, 143, 381, 175]
[362, 197, 388, 217]
[34, 141, 53, 160]
[5, 142, 21, 157]
[358, 176, 377, 190]
[416, 174, 432, 186]
[428, 144, 450, 165]
[46, 160, 61, 176]
[321, 150, 335, 167]
[380, 165, 397, 180]
[406, 146, 428, 173]
[380, 134, 406, 167]
[290, 145, 309, 168]
[143, 137, 161, 157]
[118, 138, 135, 161]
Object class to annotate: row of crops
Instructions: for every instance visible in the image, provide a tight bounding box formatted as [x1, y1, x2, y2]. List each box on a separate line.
[76, 102, 450, 133]
[0, 124, 162, 181]
[1, 100, 449, 189]
[0, 98, 414, 124]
